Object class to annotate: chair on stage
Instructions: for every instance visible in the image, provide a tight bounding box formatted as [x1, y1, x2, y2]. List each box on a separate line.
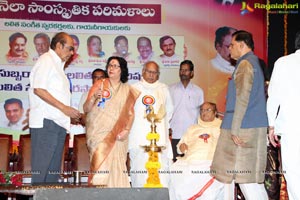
[72, 133, 90, 181]
[0, 134, 12, 172]
[18, 134, 31, 174]
[17, 134, 70, 182]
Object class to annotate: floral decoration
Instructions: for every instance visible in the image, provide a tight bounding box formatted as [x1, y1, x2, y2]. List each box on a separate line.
[0, 172, 22, 186]
[146, 132, 160, 141]
[144, 151, 162, 188]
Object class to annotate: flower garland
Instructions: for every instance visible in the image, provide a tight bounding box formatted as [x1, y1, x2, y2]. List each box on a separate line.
[144, 151, 163, 188]
[146, 132, 160, 141]
[0, 172, 23, 186]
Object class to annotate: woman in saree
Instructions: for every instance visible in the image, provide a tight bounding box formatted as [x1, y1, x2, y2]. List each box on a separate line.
[83, 56, 140, 187]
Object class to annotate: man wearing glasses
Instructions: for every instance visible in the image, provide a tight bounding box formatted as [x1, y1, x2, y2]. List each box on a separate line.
[211, 30, 268, 199]
[129, 61, 174, 187]
[169, 60, 204, 162]
[29, 32, 81, 184]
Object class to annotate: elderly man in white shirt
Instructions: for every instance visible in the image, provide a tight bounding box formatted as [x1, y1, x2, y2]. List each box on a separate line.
[129, 61, 174, 187]
[267, 30, 300, 200]
[29, 32, 81, 184]
[169, 102, 224, 200]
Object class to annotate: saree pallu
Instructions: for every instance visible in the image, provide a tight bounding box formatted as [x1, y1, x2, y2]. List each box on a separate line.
[86, 79, 139, 187]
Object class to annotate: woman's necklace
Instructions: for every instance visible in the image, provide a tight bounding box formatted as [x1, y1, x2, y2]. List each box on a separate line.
[109, 79, 121, 94]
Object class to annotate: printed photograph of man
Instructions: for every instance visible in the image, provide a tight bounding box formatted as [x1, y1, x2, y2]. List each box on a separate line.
[0, 98, 26, 131]
[158, 35, 181, 67]
[211, 26, 237, 74]
[112, 35, 130, 58]
[207, 26, 237, 114]
[136, 36, 154, 65]
[112, 35, 135, 65]
[32, 33, 50, 61]
[6, 32, 29, 64]
[68, 34, 83, 65]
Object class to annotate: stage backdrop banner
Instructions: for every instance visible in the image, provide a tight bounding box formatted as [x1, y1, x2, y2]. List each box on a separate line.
[0, 0, 269, 150]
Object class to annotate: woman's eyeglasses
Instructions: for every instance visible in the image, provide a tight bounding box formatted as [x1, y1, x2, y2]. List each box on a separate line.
[108, 64, 120, 69]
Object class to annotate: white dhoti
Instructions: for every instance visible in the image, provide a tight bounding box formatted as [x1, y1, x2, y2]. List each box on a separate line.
[169, 160, 224, 200]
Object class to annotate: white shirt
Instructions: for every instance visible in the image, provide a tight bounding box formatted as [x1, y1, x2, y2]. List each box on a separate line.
[267, 50, 300, 134]
[211, 53, 235, 74]
[0, 115, 27, 131]
[29, 49, 71, 131]
[169, 82, 204, 139]
[129, 78, 174, 150]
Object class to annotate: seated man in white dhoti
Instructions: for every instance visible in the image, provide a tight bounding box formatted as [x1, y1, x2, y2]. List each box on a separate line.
[169, 102, 224, 200]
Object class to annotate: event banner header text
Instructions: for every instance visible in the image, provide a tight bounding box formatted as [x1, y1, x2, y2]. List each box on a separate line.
[0, 0, 161, 23]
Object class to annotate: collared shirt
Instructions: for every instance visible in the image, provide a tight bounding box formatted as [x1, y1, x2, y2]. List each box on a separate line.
[267, 49, 300, 134]
[0, 115, 27, 131]
[169, 82, 204, 139]
[29, 49, 71, 131]
[129, 78, 174, 149]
